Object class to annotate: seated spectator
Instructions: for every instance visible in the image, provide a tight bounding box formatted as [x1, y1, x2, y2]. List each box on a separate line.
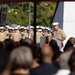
[4, 39, 14, 46]
[19, 39, 30, 47]
[25, 38, 33, 44]
[64, 37, 75, 52]
[59, 51, 72, 69]
[55, 51, 72, 75]
[0, 50, 9, 75]
[29, 44, 40, 69]
[69, 37, 75, 45]
[30, 44, 58, 75]
[49, 40, 61, 69]
[3, 46, 33, 75]
[68, 50, 75, 75]
[52, 51, 62, 69]
[49, 39, 60, 52]
[0, 42, 5, 50]
[4, 39, 14, 53]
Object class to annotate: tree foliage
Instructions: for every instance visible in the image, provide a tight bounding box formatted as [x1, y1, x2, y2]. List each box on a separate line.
[3, 2, 57, 27]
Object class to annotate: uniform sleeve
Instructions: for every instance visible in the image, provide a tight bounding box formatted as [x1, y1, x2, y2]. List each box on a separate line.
[40, 33, 43, 37]
[61, 30, 66, 38]
[53, 32, 55, 37]
[11, 33, 13, 40]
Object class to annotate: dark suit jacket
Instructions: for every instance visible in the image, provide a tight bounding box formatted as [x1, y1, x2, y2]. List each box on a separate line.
[30, 62, 58, 75]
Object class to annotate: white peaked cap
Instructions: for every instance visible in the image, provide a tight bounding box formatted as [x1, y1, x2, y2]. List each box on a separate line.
[30, 26, 34, 29]
[21, 26, 24, 29]
[48, 28, 51, 31]
[17, 25, 20, 28]
[11, 28, 15, 30]
[15, 27, 18, 29]
[39, 29, 42, 32]
[6, 25, 9, 28]
[45, 27, 50, 30]
[40, 26, 45, 29]
[0, 27, 4, 29]
[27, 26, 34, 29]
[36, 26, 40, 28]
[8, 27, 12, 29]
[24, 27, 27, 29]
[52, 22, 59, 26]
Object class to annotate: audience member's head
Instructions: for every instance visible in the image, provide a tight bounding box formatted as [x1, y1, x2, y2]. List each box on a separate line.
[13, 41, 20, 48]
[0, 50, 9, 75]
[41, 44, 53, 63]
[64, 37, 75, 52]
[68, 49, 75, 72]
[59, 51, 72, 69]
[8, 46, 33, 74]
[0, 42, 5, 50]
[29, 44, 40, 60]
[4, 39, 13, 45]
[25, 38, 33, 44]
[69, 37, 75, 45]
[52, 51, 62, 69]
[52, 51, 62, 62]
[49, 39, 59, 52]
[29, 44, 40, 69]
[4, 39, 14, 52]
[19, 39, 30, 47]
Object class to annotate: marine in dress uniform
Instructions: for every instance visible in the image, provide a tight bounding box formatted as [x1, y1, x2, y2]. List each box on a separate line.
[36, 27, 43, 47]
[52, 22, 66, 47]
[0, 27, 6, 41]
[20, 27, 26, 39]
[23, 29, 28, 39]
[30, 29, 34, 41]
[11, 28, 22, 42]
[5, 29, 9, 39]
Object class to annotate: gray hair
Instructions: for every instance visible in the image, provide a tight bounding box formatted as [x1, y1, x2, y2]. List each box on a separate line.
[9, 46, 33, 70]
[59, 51, 72, 69]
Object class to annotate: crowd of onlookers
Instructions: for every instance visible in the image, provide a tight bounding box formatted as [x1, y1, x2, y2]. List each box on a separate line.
[0, 37, 75, 75]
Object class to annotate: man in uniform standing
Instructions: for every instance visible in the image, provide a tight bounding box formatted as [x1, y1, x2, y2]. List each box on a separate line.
[30, 28, 34, 41]
[24, 28, 28, 39]
[52, 22, 66, 47]
[0, 27, 6, 41]
[36, 26, 42, 47]
[11, 27, 22, 42]
[20, 27, 28, 40]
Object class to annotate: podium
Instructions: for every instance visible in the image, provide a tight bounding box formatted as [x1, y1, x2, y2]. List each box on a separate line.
[40, 36, 61, 48]
[52, 37, 62, 48]
[40, 36, 46, 47]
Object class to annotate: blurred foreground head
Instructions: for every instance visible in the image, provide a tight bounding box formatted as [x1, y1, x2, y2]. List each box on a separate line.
[41, 44, 53, 63]
[8, 46, 33, 72]
[68, 49, 75, 72]
[49, 39, 59, 52]
[25, 38, 33, 44]
[29, 44, 40, 60]
[64, 37, 75, 52]
[59, 51, 72, 69]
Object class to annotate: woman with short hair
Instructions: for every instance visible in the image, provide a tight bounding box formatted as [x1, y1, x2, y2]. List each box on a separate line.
[3, 46, 34, 75]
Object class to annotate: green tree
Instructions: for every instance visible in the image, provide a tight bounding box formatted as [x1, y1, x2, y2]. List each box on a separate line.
[1, 2, 57, 27]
